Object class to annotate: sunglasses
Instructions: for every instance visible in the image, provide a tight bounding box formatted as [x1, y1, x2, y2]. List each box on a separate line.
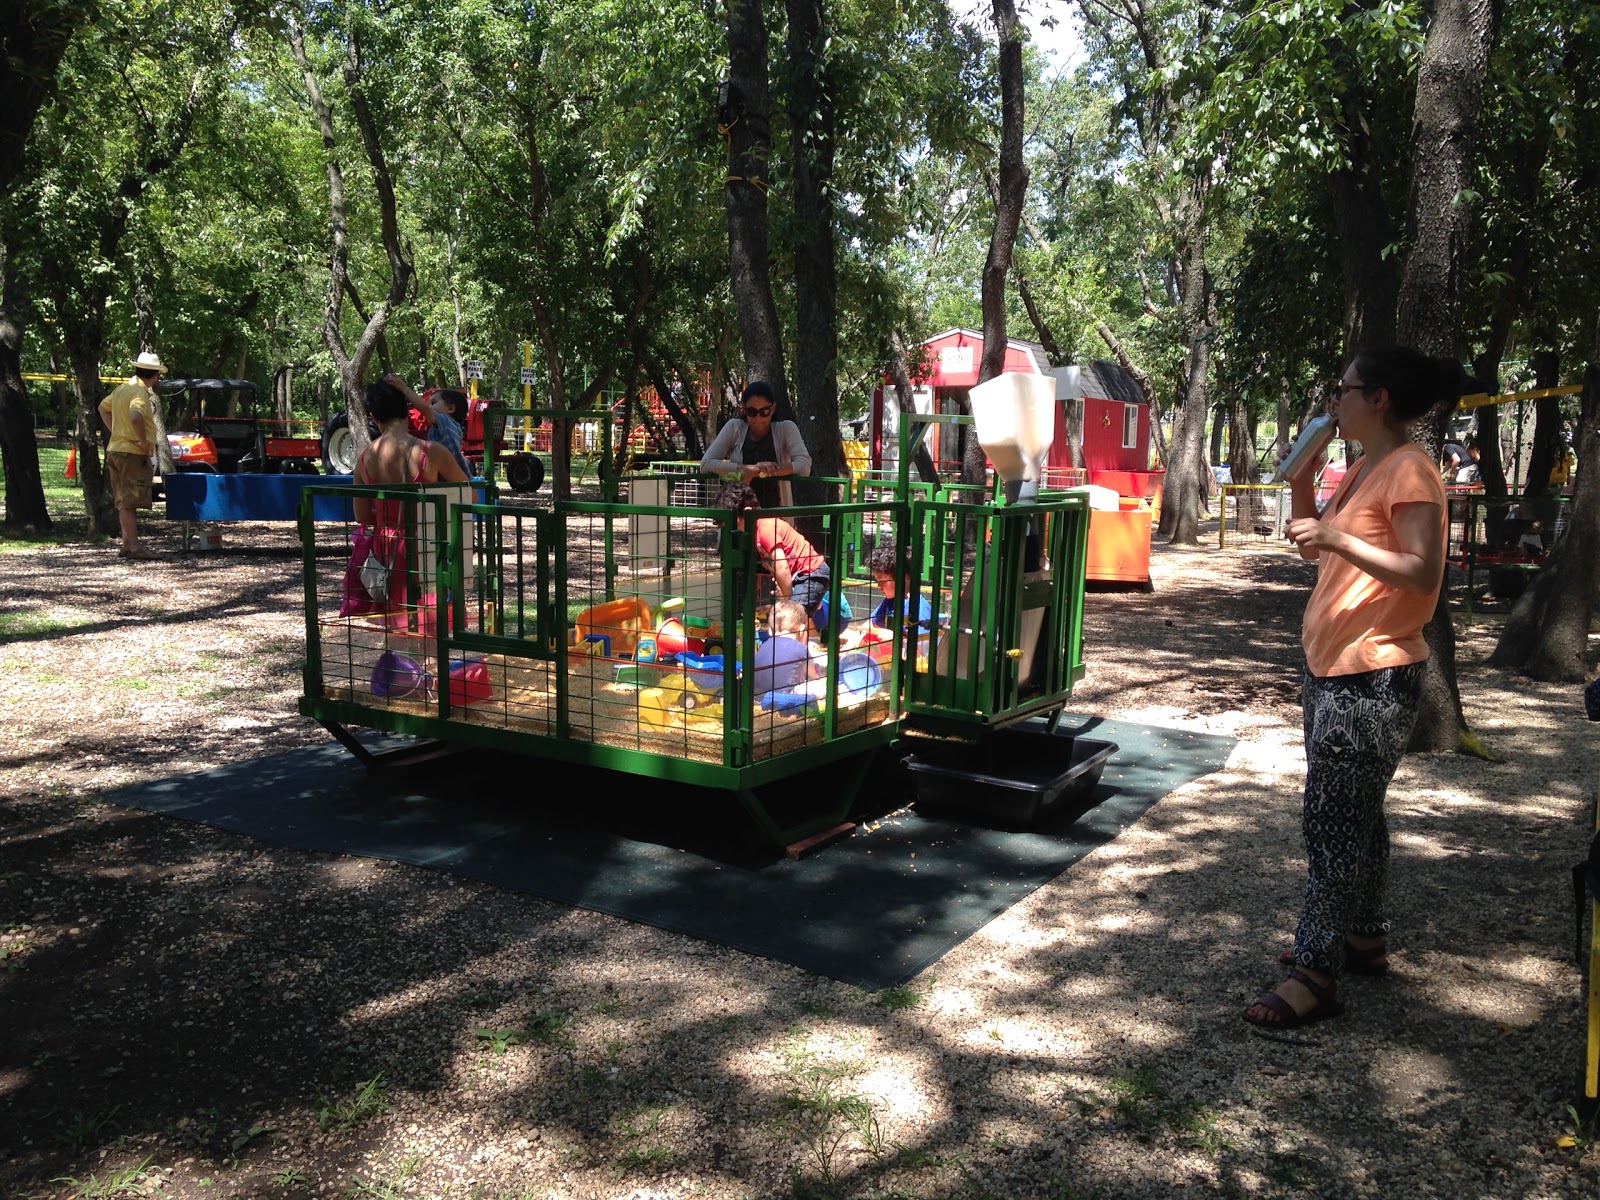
[744, 405, 774, 418]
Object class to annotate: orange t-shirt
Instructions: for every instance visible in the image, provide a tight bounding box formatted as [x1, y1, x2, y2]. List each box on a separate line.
[1301, 442, 1446, 678]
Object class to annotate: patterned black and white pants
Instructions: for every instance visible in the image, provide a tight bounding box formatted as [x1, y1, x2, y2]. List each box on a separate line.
[1289, 660, 1424, 976]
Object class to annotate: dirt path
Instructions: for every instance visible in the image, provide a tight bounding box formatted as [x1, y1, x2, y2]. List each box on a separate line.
[2, 524, 1597, 1199]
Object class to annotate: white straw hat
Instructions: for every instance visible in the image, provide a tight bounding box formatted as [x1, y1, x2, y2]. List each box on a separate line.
[132, 351, 168, 374]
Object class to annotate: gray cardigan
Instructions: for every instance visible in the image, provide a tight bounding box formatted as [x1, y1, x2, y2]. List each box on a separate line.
[700, 418, 812, 506]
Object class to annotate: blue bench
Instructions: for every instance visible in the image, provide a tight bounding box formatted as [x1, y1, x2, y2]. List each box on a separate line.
[162, 472, 357, 523]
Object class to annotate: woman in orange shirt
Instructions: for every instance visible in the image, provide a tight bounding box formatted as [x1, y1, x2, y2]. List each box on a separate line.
[1244, 346, 1454, 1030]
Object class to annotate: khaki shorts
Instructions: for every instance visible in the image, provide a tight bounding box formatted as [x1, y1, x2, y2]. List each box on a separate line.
[106, 451, 154, 510]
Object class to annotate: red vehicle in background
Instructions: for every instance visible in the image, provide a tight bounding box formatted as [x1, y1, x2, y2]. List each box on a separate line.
[319, 387, 543, 491]
[160, 378, 321, 474]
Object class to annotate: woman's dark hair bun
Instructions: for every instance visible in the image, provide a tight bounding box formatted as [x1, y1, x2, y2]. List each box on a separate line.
[1350, 345, 1463, 422]
[364, 378, 409, 423]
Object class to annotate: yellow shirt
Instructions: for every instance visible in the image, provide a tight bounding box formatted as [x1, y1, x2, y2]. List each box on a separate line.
[104, 379, 153, 455]
[1301, 443, 1446, 677]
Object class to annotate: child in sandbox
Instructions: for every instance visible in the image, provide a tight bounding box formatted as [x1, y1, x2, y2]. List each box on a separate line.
[753, 600, 825, 696]
[842, 539, 934, 652]
[714, 482, 831, 623]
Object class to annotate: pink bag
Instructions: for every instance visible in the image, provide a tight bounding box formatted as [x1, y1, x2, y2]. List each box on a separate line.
[339, 526, 408, 617]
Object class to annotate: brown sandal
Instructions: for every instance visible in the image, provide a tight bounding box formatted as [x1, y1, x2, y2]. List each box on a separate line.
[1278, 938, 1389, 977]
[1244, 968, 1346, 1029]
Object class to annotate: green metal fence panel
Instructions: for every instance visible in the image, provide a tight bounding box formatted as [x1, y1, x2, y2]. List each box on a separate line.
[900, 492, 1089, 736]
[298, 459, 1093, 840]
[298, 485, 908, 842]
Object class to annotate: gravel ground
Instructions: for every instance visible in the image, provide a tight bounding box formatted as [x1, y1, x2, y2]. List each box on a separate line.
[2, 516, 1598, 1200]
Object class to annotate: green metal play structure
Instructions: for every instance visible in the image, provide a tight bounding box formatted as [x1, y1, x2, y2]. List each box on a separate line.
[297, 373, 1096, 846]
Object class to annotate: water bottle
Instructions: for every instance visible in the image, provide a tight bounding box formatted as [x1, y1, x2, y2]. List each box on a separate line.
[1273, 415, 1337, 483]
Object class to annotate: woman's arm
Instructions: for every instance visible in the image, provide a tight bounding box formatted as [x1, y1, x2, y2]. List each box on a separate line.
[699, 422, 744, 475]
[352, 452, 373, 527]
[766, 422, 811, 479]
[1283, 450, 1329, 560]
[1287, 500, 1444, 593]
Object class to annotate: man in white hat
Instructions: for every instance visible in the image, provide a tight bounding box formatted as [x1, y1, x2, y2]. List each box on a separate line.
[97, 351, 167, 559]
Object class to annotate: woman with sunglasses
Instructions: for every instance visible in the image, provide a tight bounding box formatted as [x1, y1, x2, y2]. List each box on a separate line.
[700, 380, 812, 507]
[1243, 345, 1455, 1031]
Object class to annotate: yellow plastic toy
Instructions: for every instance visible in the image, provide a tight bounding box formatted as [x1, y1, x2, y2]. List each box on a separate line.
[637, 674, 723, 730]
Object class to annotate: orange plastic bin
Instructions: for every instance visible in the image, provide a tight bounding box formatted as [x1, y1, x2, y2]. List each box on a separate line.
[1085, 499, 1152, 586]
[1090, 469, 1165, 515]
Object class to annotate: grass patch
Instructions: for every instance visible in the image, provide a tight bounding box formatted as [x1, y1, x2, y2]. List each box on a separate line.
[0, 609, 97, 640]
[524, 1008, 574, 1044]
[1063, 1063, 1231, 1156]
[872, 985, 924, 1011]
[51, 1156, 155, 1199]
[768, 1028, 888, 1195]
[314, 1074, 389, 1131]
[616, 1104, 675, 1171]
[474, 1027, 527, 1055]
[54, 1105, 122, 1153]
[340, 1153, 421, 1200]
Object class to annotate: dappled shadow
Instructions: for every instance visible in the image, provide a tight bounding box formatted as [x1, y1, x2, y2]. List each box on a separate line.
[3, 539, 1595, 1196]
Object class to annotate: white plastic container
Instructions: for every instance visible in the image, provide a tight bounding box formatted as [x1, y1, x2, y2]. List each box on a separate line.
[968, 371, 1057, 485]
[1273, 415, 1337, 483]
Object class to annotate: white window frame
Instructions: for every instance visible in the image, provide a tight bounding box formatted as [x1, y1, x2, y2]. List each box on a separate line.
[1121, 403, 1138, 449]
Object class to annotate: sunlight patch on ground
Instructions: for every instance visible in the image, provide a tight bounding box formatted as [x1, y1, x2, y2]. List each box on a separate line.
[1392, 831, 1475, 859]
[1419, 966, 1550, 1028]
[856, 1062, 935, 1123]
[1368, 1047, 1460, 1111]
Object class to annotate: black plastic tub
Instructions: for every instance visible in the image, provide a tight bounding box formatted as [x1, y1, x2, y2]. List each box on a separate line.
[904, 728, 1118, 826]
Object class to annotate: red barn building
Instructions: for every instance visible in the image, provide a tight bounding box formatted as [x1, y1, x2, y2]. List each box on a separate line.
[870, 329, 1152, 484]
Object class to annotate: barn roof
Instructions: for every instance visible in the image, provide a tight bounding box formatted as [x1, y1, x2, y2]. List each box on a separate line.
[920, 328, 1052, 374]
[914, 331, 1147, 404]
[1082, 360, 1145, 406]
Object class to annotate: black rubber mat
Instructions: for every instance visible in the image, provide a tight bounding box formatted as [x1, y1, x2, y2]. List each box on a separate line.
[108, 715, 1235, 989]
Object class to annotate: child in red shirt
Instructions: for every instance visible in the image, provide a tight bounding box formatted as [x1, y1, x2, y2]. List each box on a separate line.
[714, 483, 831, 618]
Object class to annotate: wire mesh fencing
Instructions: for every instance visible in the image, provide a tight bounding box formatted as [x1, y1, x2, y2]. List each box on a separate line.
[302, 485, 907, 771]
[1218, 484, 1289, 549]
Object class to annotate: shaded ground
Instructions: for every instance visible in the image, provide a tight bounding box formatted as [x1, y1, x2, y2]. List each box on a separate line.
[2, 513, 1598, 1200]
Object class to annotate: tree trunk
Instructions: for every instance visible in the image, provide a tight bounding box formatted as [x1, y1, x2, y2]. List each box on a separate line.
[970, 0, 1027, 486]
[1328, 101, 1399, 354]
[1157, 183, 1211, 545]
[1489, 347, 1600, 678]
[0, 240, 51, 530]
[977, 0, 1027, 376]
[785, 0, 843, 490]
[646, 361, 705, 460]
[1226, 391, 1257, 489]
[887, 329, 938, 484]
[290, 18, 413, 465]
[1392, 0, 1500, 752]
[66, 324, 115, 534]
[1275, 377, 1292, 461]
[1394, 0, 1501, 355]
[724, 0, 789, 414]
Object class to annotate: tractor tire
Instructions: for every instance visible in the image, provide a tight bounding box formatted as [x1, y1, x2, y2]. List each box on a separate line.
[321, 412, 357, 475]
[321, 413, 378, 475]
[505, 452, 545, 494]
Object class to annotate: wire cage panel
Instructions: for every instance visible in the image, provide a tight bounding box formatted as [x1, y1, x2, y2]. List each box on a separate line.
[901, 494, 1090, 733]
[1218, 484, 1289, 549]
[301, 488, 907, 778]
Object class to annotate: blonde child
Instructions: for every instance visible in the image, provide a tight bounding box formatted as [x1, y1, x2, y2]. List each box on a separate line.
[752, 599, 823, 695]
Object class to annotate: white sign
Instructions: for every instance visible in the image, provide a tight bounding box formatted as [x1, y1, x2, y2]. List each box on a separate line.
[465, 360, 485, 379]
[941, 345, 974, 374]
[519, 367, 538, 386]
